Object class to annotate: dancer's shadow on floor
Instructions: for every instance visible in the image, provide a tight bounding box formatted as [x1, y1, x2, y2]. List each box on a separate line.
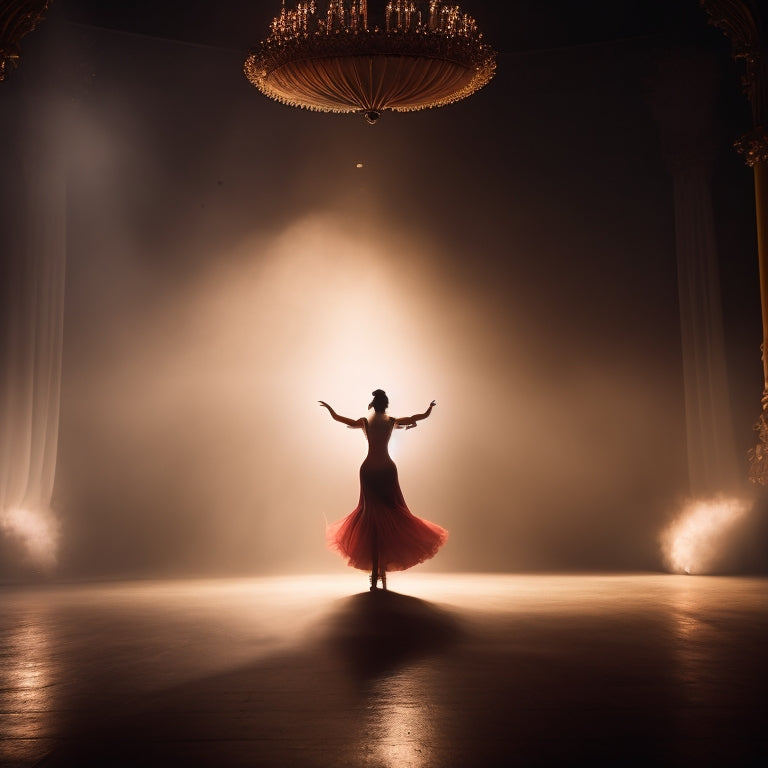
[37, 591, 464, 768]
[320, 589, 462, 680]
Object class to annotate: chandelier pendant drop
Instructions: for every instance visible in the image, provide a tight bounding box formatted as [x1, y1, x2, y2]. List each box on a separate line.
[244, 1, 496, 123]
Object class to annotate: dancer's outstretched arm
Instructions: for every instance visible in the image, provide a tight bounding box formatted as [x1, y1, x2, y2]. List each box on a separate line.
[395, 400, 436, 429]
[318, 401, 364, 428]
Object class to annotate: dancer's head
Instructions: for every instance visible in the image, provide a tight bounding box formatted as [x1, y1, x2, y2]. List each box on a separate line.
[369, 389, 389, 414]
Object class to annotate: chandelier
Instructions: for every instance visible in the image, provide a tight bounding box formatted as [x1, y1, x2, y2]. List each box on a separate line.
[244, 1, 496, 123]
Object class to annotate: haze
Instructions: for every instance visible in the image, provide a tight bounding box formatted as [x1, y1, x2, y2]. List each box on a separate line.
[1, 1, 766, 581]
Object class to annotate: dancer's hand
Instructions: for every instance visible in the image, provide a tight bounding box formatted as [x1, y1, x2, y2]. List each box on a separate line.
[429, 400, 436, 408]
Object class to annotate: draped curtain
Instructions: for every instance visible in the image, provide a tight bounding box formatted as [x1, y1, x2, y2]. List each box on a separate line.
[0, 92, 65, 570]
[650, 53, 741, 496]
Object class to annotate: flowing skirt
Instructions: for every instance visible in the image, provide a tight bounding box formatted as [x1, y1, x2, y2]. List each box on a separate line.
[327, 458, 448, 572]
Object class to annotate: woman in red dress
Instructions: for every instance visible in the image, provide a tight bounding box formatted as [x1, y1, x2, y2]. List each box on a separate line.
[319, 389, 448, 591]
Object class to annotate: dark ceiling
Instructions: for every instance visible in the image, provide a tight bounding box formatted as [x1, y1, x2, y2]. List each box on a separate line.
[56, 0, 722, 55]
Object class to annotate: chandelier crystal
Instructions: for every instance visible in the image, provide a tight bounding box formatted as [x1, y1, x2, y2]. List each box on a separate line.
[244, 1, 496, 123]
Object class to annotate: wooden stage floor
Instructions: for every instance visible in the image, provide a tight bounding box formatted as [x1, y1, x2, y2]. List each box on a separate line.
[1, 573, 766, 767]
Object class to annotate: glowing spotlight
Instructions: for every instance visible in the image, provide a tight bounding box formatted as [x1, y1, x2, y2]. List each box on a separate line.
[356, 162, 364, 168]
[661, 497, 749, 575]
[0, 508, 59, 569]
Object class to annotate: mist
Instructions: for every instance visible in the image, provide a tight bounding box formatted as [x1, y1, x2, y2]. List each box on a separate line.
[2, 2, 766, 581]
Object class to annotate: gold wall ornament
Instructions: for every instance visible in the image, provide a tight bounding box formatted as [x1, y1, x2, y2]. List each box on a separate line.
[0, 0, 51, 82]
[735, 125, 768, 166]
[244, 1, 496, 123]
[701, 0, 768, 483]
[700, 0, 766, 126]
[748, 411, 768, 484]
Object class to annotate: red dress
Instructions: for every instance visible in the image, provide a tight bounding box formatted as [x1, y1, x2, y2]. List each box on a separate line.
[327, 416, 448, 573]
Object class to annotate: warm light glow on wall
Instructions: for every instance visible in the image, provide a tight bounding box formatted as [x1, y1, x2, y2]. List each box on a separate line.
[661, 497, 749, 574]
[174, 211, 496, 483]
[103, 210, 506, 572]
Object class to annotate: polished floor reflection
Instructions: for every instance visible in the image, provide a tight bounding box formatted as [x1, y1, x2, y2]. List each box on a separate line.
[1, 573, 766, 767]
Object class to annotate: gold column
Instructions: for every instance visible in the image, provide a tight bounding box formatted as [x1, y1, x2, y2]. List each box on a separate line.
[746, 144, 768, 482]
[701, 0, 768, 482]
[754, 154, 768, 388]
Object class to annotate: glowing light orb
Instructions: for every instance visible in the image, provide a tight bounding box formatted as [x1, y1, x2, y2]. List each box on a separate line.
[0, 507, 59, 569]
[661, 497, 749, 575]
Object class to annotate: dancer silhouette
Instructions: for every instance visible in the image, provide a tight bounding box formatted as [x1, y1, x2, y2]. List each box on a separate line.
[320, 389, 448, 591]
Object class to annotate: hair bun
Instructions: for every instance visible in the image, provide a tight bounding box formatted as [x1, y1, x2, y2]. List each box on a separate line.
[369, 389, 389, 413]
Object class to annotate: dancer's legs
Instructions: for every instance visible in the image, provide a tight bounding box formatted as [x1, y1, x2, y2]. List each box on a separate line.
[370, 527, 379, 591]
